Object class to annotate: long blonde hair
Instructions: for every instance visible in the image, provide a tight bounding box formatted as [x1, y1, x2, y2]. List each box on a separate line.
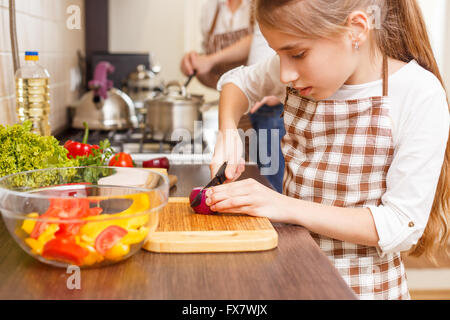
[256, 0, 450, 262]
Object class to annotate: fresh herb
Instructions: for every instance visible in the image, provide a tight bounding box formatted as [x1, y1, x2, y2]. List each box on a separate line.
[71, 139, 116, 184]
[76, 139, 115, 167]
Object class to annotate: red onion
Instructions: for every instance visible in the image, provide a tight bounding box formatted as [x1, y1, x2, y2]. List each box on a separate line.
[189, 187, 214, 215]
[142, 156, 170, 170]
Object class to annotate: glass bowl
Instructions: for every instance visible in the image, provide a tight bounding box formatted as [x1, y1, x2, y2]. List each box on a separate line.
[0, 166, 169, 268]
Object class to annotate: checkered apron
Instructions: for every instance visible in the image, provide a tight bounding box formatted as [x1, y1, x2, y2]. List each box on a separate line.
[281, 58, 410, 300]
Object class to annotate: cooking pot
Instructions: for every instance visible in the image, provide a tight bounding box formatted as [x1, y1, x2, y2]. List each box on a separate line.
[123, 64, 164, 109]
[144, 81, 204, 141]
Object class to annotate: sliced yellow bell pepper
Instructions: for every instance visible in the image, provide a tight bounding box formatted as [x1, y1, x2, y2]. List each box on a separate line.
[80, 218, 127, 240]
[24, 223, 59, 254]
[21, 213, 39, 235]
[78, 242, 104, 266]
[121, 226, 149, 245]
[116, 193, 152, 229]
[80, 193, 153, 240]
[38, 224, 59, 244]
[25, 238, 43, 255]
[104, 242, 130, 261]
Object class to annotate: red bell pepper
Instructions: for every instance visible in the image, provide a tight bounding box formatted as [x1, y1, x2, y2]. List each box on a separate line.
[64, 122, 100, 159]
[42, 235, 89, 265]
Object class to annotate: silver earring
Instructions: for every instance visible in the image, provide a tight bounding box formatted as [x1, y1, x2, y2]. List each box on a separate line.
[354, 41, 359, 50]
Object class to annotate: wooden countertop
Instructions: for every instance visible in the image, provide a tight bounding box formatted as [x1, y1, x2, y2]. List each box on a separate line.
[0, 164, 356, 300]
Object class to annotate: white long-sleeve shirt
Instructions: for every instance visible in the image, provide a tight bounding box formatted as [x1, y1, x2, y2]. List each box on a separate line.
[217, 55, 449, 256]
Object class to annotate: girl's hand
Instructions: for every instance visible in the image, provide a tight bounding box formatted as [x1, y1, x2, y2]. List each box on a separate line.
[205, 178, 288, 222]
[250, 96, 281, 114]
[210, 129, 245, 182]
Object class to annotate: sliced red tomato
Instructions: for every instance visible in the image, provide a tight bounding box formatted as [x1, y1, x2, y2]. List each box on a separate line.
[55, 222, 82, 237]
[30, 198, 91, 239]
[29, 207, 61, 239]
[108, 152, 134, 167]
[55, 207, 103, 237]
[50, 198, 90, 219]
[42, 236, 89, 265]
[95, 225, 128, 255]
[86, 207, 103, 217]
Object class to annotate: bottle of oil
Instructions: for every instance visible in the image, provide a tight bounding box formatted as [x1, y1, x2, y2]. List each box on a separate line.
[15, 51, 51, 136]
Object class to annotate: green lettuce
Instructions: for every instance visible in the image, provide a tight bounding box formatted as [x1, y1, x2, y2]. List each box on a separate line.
[0, 121, 78, 178]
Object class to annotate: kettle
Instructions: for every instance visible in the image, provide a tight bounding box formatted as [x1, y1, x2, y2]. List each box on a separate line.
[72, 61, 139, 130]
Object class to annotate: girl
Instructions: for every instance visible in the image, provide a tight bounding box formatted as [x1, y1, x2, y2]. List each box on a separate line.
[206, 0, 450, 300]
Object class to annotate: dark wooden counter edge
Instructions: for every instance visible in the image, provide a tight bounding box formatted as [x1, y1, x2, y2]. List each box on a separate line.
[0, 164, 356, 300]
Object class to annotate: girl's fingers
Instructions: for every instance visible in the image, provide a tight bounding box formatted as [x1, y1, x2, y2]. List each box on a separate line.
[208, 178, 252, 195]
[226, 158, 245, 182]
[209, 196, 253, 213]
[237, 159, 246, 176]
[225, 164, 237, 181]
[206, 185, 251, 205]
[209, 162, 220, 180]
[226, 162, 244, 181]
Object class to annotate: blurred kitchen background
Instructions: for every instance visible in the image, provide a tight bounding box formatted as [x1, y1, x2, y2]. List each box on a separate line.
[1, 0, 450, 133]
[0, 0, 450, 299]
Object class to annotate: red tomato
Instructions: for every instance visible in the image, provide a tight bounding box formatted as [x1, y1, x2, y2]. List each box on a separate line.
[50, 198, 90, 219]
[86, 207, 103, 217]
[30, 198, 92, 239]
[29, 207, 61, 239]
[42, 236, 89, 265]
[95, 225, 128, 255]
[55, 222, 82, 237]
[55, 207, 103, 237]
[108, 152, 134, 167]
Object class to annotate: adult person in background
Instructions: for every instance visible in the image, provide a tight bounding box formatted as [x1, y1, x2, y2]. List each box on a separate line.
[180, 0, 286, 193]
[181, 0, 253, 89]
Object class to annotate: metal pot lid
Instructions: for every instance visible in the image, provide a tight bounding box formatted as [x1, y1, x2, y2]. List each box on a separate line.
[150, 81, 204, 104]
[128, 64, 155, 81]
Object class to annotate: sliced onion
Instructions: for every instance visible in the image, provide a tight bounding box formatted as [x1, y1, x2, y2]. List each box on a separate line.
[189, 187, 214, 215]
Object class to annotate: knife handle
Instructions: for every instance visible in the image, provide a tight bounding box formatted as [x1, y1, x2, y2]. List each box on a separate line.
[215, 162, 227, 184]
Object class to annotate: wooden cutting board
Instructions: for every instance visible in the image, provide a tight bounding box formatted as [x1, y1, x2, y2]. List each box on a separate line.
[143, 197, 278, 253]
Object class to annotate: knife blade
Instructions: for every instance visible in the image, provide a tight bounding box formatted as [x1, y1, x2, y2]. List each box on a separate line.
[190, 162, 228, 208]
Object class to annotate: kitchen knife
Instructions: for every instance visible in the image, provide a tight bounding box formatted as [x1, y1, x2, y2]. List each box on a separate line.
[190, 162, 228, 208]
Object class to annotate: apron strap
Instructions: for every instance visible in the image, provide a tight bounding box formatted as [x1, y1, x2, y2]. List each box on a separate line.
[207, 2, 221, 42]
[382, 54, 389, 97]
[249, 0, 255, 33]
